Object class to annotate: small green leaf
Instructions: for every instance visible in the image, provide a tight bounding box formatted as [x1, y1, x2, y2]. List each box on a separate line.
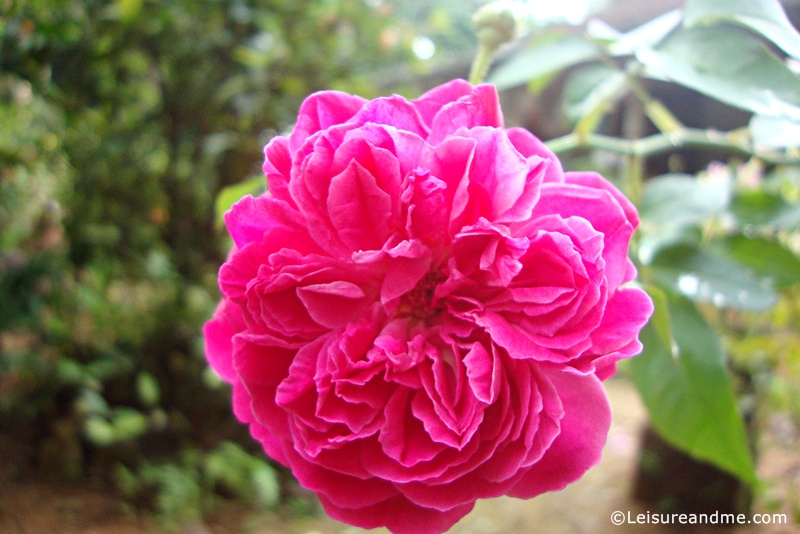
[628, 294, 757, 484]
[74, 388, 110, 417]
[136, 372, 161, 408]
[637, 25, 800, 121]
[730, 189, 800, 229]
[639, 173, 730, 228]
[204, 442, 280, 509]
[56, 358, 89, 385]
[650, 244, 778, 311]
[111, 407, 150, 440]
[84, 417, 116, 447]
[684, 0, 800, 61]
[115, 0, 143, 22]
[251, 464, 280, 509]
[214, 176, 266, 229]
[712, 234, 800, 288]
[488, 33, 600, 91]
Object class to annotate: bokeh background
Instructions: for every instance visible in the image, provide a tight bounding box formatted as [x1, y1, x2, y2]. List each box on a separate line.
[1, 1, 798, 532]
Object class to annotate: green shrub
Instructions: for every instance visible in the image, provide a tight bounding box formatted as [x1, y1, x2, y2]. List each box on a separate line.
[0, 0, 417, 518]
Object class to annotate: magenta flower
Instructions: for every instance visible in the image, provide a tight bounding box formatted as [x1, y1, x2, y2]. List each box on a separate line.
[204, 79, 653, 534]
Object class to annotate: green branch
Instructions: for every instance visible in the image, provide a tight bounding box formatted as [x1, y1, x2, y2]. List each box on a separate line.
[546, 129, 800, 166]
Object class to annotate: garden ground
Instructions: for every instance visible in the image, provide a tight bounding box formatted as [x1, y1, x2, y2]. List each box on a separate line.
[1, 378, 797, 534]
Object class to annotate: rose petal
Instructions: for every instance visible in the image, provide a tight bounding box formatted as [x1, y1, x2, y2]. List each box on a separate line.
[318, 492, 473, 534]
[203, 300, 245, 383]
[508, 368, 611, 498]
[262, 136, 293, 205]
[289, 90, 367, 151]
[427, 83, 504, 144]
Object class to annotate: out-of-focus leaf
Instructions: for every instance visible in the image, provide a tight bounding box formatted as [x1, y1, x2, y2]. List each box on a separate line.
[749, 115, 800, 149]
[111, 407, 150, 440]
[488, 33, 600, 91]
[650, 244, 778, 311]
[628, 294, 757, 484]
[563, 63, 627, 134]
[639, 173, 730, 227]
[214, 176, 266, 229]
[637, 25, 800, 121]
[204, 441, 280, 509]
[644, 285, 672, 350]
[251, 463, 280, 509]
[115, 0, 143, 22]
[84, 417, 116, 446]
[684, 0, 800, 61]
[638, 224, 703, 265]
[599, 9, 682, 56]
[730, 189, 800, 229]
[136, 372, 161, 408]
[712, 234, 800, 289]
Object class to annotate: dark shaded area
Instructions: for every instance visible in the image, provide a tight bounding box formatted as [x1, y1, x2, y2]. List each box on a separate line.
[634, 425, 753, 522]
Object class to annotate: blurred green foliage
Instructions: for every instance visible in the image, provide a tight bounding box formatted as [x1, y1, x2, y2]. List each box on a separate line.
[0, 0, 428, 523]
[490, 0, 800, 491]
[114, 441, 280, 525]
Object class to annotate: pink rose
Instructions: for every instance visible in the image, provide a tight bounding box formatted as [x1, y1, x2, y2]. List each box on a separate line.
[204, 79, 653, 534]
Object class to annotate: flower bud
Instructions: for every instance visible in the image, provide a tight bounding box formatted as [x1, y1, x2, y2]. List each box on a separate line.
[473, 1, 517, 50]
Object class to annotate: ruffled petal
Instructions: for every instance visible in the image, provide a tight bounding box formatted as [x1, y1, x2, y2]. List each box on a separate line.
[508, 368, 611, 498]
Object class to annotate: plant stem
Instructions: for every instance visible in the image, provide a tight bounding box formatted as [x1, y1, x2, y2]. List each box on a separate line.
[545, 129, 800, 166]
[469, 44, 493, 85]
[469, 2, 516, 85]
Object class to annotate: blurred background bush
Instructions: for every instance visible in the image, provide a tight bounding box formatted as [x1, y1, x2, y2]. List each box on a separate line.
[0, 0, 486, 524]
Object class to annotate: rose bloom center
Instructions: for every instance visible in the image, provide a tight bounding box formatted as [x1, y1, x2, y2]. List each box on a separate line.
[394, 268, 447, 322]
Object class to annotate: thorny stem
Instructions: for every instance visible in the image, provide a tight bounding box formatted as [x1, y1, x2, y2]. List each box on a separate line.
[469, 44, 494, 86]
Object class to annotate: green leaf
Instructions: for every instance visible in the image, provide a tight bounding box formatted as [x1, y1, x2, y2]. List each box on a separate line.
[638, 224, 703, 265]
[488, 33, 600, 91]
[650, 244, 778, 311]
[115, 0, 143, 22]
[601, 9, 682, 56]
[643, 285, 673, 350]
[111, 407, 150, 441]
[730, 189, 800, 229]
[712, 234, 800, 288]
[628, 294, 757, 484]
[639, 173, 730, 227]
[563, 64, 627, 134]
[251, 463, 281, 509]
[136, 371, 161, 408]
[749, 114, 800, 149]
[204, 441, 280, 510]
[84, 417, 116, 446]
[214, 176, 266, 229]
[637, 25, 800, 121]
[75, 388, 110, 417]
[684, 0, 800, 61]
